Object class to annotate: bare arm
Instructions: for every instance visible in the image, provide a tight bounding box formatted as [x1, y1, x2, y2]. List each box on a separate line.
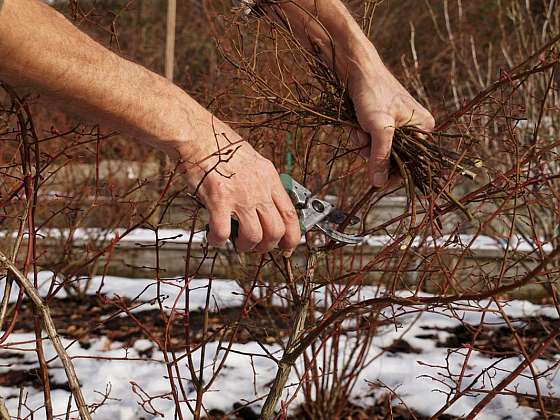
[0, 0, 301, 253]
[0, 0, 216, 160]
[259, 0, 435, 187]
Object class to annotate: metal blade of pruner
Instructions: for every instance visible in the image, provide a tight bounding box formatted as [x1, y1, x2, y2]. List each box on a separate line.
[280, 174, 364, 245]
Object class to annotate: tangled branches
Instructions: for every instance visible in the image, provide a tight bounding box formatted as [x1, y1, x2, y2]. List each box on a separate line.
[1, 1, 560, 419]
[223, 6, 486, 222]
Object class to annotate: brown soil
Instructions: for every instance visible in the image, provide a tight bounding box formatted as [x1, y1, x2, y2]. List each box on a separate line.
[5, 295, 559, 418]
[10, 294, 291, 351]
[204, 396, 460, 420]
[420, 316, 560, 360]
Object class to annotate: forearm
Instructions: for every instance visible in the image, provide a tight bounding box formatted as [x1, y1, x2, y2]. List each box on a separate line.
[0, 0, 234, 164]
[0, 0, 307, 254]
[255, 0, 435, 188]
[260, 1, 385, 83]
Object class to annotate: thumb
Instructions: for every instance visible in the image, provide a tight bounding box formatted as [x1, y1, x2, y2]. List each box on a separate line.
[367, 117, 395, 188]
[349, 128, 371, 160]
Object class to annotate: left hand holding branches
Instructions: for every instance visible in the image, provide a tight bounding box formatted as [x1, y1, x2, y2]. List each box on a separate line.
[346, 54, 435, 188]
[261, 0, 435, 188]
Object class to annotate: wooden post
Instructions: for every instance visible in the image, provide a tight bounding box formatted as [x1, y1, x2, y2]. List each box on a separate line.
[165, 0, 177, 81]
[153, 0, 177, 227]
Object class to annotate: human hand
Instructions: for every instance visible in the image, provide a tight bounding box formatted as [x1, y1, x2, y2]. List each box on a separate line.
[348, 58, 435, 188]
[258, 0, 434, 189]
[180, 123, 301, 254]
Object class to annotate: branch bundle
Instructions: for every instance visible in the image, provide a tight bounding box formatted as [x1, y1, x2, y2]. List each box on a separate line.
[226, 11, 482, 222]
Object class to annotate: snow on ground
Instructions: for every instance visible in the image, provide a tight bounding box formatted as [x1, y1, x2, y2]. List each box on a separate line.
[365, 233, 555, 254]
[1, 228, 554, 253]
[0, 228, 206, 245]
[6, 272, 246, 312]
[2, 275, 559, 419]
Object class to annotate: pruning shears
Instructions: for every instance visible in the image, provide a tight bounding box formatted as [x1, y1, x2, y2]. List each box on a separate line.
[279, 174, 363, 245]
[206, 174, 363, 247]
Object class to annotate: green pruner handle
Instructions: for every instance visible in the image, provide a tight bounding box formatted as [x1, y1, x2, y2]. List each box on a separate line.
[280, 173, 294, 194]
[280, 173, 306, 234]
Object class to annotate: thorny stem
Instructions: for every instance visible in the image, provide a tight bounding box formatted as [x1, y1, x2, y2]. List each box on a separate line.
[9, 85, 54, 420]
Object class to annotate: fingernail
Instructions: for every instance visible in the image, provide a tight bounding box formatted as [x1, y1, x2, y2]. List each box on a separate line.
[282, 249, 294, 258]
[373, 170, 388, 187]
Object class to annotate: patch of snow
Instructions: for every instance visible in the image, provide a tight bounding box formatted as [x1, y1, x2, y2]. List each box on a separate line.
[2, 304, 558, 419]
[2, 228, 554, 253]
[365, 233, 554, 253]
[2, 284, 559, 419]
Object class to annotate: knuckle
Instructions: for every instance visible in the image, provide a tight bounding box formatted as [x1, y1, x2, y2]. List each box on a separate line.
[279, 235, 300, 250]
[268, 224, 286, 243]
[279, 207, 298, 223]
[372, 122, 395, 136]
[371, 151, 391, 162]
[208, 236, 227, 247]
[244, 231, 263, 247]
[291, 233, 301, 245]
[255, 242, 275, 253]
[209, 228, 229, 244]
[204, 182, 228, 203]
[287, 240, 300, 250]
